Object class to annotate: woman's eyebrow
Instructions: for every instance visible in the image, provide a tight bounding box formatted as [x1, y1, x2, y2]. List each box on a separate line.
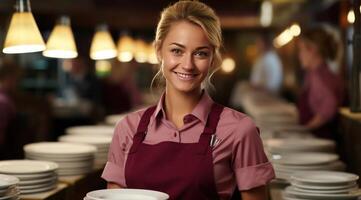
[169, 43, 211, 50]
[169, 43, 185, 48]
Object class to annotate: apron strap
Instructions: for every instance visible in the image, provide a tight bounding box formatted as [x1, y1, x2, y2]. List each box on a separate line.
[198, 103, 224, 154]
[129, 105, 157, 153]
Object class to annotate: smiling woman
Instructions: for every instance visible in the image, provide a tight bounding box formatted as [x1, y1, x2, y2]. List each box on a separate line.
[101, 1, 275, 200]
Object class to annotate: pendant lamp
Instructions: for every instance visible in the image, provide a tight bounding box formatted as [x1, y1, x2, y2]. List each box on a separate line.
[43, 16, 78, 59]
[2, 0, 45, 54]
[90, 24, 117, 60]
[117, 34, 134, 62]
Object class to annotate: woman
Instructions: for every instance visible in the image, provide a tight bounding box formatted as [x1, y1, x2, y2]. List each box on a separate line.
[102, 1, 275, 200]
[297, 25, 344, 139]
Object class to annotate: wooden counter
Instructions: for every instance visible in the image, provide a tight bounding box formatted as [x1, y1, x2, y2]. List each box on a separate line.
[338, 107, 361, 185]
[21, 183, 68, 200]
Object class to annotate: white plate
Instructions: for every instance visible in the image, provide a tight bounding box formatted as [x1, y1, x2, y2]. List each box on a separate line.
[271, 153, 338, 166]
[26, 153, 94, 161]
[0, 191, 19, 200]
[0, 160, 58, 174]
[14, 172, 56, 180]
[0, 175, 19, 189]
[285, 186, 361, 199]
[292, 185, 359, 194]
[19, 180, 57, 190]
[20, 184, 56, 194]
[291, 171, 359, 185]
[273, 161, 345, 171]
[105, 114, 126, 125]
[66, 126, 115, 136]
[86, 189, 169, 200]
[282, 192, 314, 200]
[291, 181, 357, 190]
[266, 138, 335, 152]
[19, 176, 57, 186]
[58, 135, 112, 145]
[24, 142, 97, 156]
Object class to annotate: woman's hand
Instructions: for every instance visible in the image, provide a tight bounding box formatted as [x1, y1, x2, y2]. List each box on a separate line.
[241, 185, 269, 200]
[107, 182, 122, 189]
[305, 114, 325, 130]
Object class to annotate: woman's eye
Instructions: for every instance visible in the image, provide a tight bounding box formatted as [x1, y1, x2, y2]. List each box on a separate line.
[171, 48, 182, 55]
[194, 51, 209, 58]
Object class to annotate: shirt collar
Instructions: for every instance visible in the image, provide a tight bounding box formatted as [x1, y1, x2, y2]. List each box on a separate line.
[153, 90, 214, 124]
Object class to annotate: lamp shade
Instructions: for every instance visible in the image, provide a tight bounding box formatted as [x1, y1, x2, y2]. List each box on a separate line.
[117, 35, 134, 62]
[134, 39, 148, 63]
[90, 25, 117, 60]
[147, 43, 158, 64]
[2, 12, 45, 54]
[43, 16, 78, 59]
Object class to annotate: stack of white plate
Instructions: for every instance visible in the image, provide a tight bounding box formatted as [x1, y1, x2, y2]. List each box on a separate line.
[0, 160, 58, 195]
[66, 125, 115, 137]
[0, 174, 19, 199]
[105, 114, 126, 126]
[84, 189, 169, 200]
[271, 153, 345, 180]
[283, 171, 361, 200]
[265, 138, 336, 154]
[24, 142, 97, 176]
[58, 135, 112, 168]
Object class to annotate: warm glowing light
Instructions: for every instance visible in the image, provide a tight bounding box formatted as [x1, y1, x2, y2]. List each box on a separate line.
[3, 12, 45, 54]
[90, 25, 117, 60]
[274, 28, 293, 48]
[147, 43, 158, 64]
[117, 35, 134, 62]
[347, 10, 355, 24]
[260, 1, 272, 27]
[43, 16, 78, 59]
[134, 39, 148, 63]
[221, 57, 236, 73]
[290, 24, 301, 37]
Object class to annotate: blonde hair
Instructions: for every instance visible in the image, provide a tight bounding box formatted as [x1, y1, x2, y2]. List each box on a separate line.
[151, 0, 223, 92]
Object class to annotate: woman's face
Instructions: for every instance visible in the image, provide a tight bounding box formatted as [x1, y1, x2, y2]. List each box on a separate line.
[297, 39, 317, 70]
[157, 21, 213, 94]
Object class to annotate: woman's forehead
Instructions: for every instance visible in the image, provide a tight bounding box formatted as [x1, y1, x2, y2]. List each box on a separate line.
[163, 21, 212, 48]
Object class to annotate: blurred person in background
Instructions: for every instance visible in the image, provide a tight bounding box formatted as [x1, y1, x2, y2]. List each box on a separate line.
[0, 60, 19, 159]
[65, 57, 103, 121]
[250, 33, 283, 95]
[297, 25, 344, 139]
[101, 61, 142, 115]
[102, 1, 275, 200]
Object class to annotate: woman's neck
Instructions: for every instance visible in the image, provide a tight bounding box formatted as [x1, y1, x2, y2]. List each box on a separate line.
[309, 56, 325, 71]
[164, 87, 202, 129]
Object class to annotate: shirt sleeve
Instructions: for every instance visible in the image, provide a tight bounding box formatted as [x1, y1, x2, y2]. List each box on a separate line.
[101, 111, 142, 187]
[232, 117, 275, 191]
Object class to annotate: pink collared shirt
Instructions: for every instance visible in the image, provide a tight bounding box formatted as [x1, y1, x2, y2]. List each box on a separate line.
[102, 92, 275, 200]
[304, 64, 344, 123]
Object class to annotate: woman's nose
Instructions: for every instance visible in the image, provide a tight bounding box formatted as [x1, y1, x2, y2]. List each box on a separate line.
[181, 53, 194, 71]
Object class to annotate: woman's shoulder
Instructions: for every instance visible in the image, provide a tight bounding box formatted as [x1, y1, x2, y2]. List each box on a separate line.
[219, 106, 258, 136]
[113, 106, 151, 137]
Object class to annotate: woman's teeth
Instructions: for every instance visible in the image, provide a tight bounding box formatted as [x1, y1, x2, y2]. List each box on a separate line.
[175, 72, 196, 80]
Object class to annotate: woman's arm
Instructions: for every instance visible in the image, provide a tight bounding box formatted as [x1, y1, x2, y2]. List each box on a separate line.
[305, 114, 325, 130]
[107, 182, 122, 189]
[241, 185, 269, 200]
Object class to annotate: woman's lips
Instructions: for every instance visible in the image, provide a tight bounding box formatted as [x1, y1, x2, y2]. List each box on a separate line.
[174, 71, 198, 81]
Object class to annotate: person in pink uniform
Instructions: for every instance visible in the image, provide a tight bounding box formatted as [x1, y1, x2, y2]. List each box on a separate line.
[102, 1, 275, 199]
[297, 25, 344, 139]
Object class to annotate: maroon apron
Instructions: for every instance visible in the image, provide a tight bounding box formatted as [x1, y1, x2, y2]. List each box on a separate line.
[124, 104, 224, 200]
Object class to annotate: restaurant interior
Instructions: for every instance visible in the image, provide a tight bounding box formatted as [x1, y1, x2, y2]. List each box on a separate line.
[0, 0, 361, 199]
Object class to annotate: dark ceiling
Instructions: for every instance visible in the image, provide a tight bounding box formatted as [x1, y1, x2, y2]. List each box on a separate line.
[0, 0, 340, 31]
